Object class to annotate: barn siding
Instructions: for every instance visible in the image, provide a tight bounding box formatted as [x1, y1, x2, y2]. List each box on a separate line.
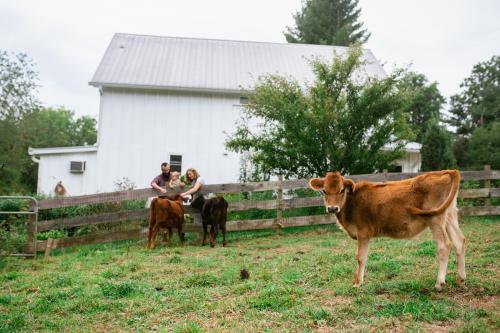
[36, 89, 244, 195]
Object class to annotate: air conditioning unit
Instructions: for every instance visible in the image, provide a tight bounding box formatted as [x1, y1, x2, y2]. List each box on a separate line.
[70, 161, 86, 173]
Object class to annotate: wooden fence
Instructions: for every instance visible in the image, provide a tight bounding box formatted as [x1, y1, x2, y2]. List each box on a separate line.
[24, 167, 500, 254]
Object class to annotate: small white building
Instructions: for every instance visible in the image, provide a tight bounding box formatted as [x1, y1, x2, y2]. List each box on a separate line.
[29, 33, 420, 196]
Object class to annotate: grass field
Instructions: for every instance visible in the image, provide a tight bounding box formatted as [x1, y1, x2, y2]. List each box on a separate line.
[1, 216, 499, 332]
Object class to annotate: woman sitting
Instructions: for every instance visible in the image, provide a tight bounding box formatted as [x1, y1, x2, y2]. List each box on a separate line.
[180, 168, 205, 201]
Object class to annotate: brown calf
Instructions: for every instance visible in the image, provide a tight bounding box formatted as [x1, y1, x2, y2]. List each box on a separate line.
[148, 195, 185, 249]
[309, 170, 465, 290]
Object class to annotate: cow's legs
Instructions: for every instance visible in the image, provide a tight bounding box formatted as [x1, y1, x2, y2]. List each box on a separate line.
[202, 224, 208, 246]
[445, 207, 466, 284]
[166, 228, 173, 244]
[221, 223, 227, 247]
[149, 224, 161, 249]
[353, 237, 370, 287]
[177, 225, 185, 243]
[147, 226, 154, 249]
[209, 223, 217, 248]
[430, 220, 451, 291]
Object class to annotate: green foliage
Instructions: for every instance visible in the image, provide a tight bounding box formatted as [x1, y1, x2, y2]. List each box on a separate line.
[448, 55, 500, 136]
[0, 50, 97, 194]
[448, 55, 500, 169]
[465, 121, 500, 170]
[284, 0, 370, 46]
[0, 51, 40, 193]
[0, 51, 39, 120]
[226, 46, 413, 178]
[248, 284, 302, 311]
[99, 280, 140, 299]
[420, 121, 456, 171]
[397, 71, 445, 143]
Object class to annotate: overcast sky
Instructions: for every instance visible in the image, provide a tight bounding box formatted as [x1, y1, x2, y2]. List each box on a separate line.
[1, 0, 499, 119]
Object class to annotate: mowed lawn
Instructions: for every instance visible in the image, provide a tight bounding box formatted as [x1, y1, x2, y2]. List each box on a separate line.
[1, 216, 499, 332]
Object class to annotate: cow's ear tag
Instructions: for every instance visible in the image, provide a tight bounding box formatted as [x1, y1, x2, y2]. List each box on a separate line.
[309, 178, 324, 190]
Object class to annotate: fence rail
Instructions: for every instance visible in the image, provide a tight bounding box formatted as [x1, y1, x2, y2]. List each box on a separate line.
[6, 167, 497, 254]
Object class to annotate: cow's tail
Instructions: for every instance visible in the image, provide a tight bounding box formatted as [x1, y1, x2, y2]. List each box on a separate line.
[149, 198, 158, 227]
[407, 170, 461, 216]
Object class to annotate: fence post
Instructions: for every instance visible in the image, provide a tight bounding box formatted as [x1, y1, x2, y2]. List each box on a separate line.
[276, 175, 283, 230]
[26, 200, 38, 258]
[483, 165, 491, 208]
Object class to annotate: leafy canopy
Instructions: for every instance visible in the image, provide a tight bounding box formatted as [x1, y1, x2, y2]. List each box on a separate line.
[448, 55, 500, 169]
[448, 55, 500, 135]
[226, 46, 413, 178]
[397, 71, 445, 143]
[420, 120, 456, 171]
[0, 50, 97, 194]
[284, 0, 370, 46]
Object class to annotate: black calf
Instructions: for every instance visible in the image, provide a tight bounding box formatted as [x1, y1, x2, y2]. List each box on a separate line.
[191, 196, 228, 247]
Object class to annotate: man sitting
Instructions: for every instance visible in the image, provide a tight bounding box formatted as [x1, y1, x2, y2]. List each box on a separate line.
[150, 162, 172, 194]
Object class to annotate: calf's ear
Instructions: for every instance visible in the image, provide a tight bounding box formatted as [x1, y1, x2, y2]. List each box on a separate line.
[309, 178, 324, 190]
[343, 179, 356, 193]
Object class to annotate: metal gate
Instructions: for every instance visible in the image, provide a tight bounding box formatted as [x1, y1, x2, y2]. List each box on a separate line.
[0, 196, 38, 258]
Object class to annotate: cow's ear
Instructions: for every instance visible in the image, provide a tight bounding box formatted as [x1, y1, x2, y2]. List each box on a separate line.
[343, 178, 356, 193]
[309, 178, 324, 191]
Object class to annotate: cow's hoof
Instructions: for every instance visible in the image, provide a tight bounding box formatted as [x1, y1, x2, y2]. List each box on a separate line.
[457, 277, 465, 286]
[434, 282, 445, 291]
[210, 244, 215, 248]
[352, 283, 362, 288]
[222, 242, 227, 247]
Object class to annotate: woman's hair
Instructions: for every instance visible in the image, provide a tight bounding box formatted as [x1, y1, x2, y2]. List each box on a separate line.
[185, 168, 200, 181]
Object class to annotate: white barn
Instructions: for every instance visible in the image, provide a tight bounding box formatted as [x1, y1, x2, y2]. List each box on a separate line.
[29, 33, 420, 196]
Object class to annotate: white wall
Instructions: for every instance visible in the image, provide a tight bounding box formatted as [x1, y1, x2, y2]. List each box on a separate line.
[394, 151, 421, 173]
[37, 152, 97, 196]
[92, 88, 243, 193]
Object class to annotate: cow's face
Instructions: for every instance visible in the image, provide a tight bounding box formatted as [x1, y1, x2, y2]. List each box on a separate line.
[309, 172, 355, 214]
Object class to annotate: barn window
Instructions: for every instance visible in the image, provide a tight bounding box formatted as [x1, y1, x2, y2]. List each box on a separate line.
[239, 96, 249, 104]
[169, 155, 182, 173]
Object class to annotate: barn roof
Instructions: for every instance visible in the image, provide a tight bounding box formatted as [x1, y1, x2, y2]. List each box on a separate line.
[89, 33, 386, 93]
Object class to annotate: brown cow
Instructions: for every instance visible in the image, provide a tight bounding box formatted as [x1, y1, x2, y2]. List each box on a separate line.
[309, 170, 465, 290]
[148, 195, 185, 249]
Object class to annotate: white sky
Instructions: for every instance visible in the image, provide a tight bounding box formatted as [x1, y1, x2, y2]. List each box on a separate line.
[1, 0, 499, 119]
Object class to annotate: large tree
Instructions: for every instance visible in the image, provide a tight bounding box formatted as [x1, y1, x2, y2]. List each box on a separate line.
[420, 121, 456, 171]
[284, 0, 370, 46]
[448, 55, 500, 136]
[0, 51, 40, 193]
[448, 55, 500, 169]
[226, 47, 413, 179]
[464, 122, 500, 170]
[19, 108, 97, 190]
[398, 71, 445, 143]
[0, 50, 97, 194]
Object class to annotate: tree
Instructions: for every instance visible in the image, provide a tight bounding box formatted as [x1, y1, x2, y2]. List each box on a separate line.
[448, 55, 500, 136]
[20, 107, 97, 147]
[0, 51, 39, 120]
[284, 0, 370, 46]
[226, 46, 413, 179]
[19, 107, 97, 191]
[0, 51, 40, 193]
[420, 121, 456, 171]
[448, 55, 500, 169]
[465, 122, 500, 170]
[398, 71, 445, 143]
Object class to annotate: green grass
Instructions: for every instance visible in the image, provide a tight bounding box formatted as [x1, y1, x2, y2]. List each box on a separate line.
[0, 216, 499, 332]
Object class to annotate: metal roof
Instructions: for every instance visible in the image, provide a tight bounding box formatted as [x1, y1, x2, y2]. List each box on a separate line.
[89, 33, 386, 93]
